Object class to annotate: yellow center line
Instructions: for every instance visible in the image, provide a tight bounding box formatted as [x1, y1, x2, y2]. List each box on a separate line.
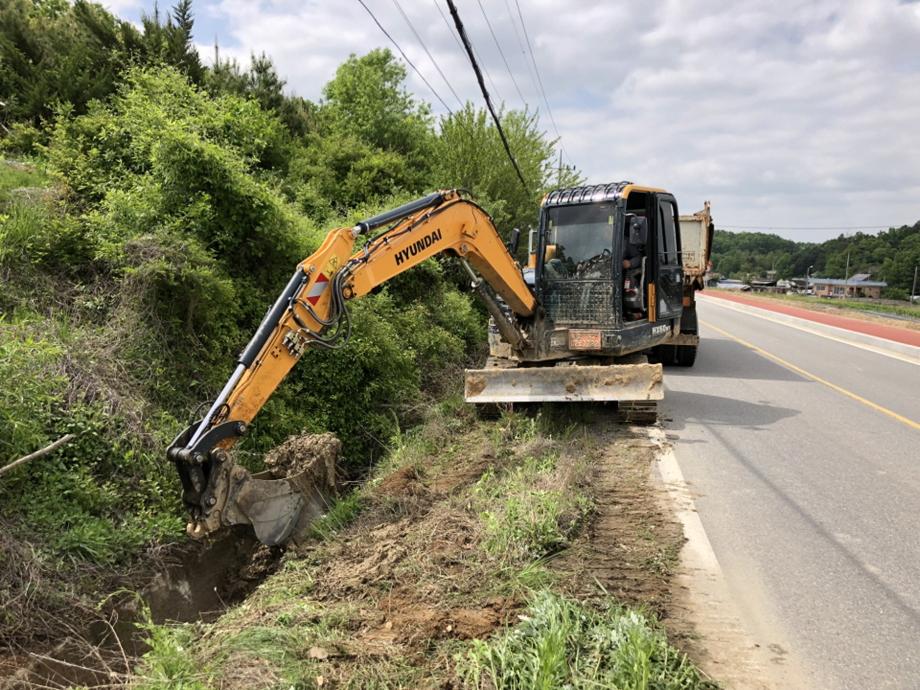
[701, 319, 920, 432]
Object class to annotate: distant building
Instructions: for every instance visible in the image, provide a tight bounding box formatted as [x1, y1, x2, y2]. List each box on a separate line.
[809, 274, 887, 298]
[750, 278, 784, 293]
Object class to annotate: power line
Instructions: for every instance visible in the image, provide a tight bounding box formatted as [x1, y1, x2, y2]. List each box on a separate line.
[391, 0, 463, 109]
[502, 0, 536, 88]
[432, 0, 465, 54]
[446, 0, 529, 192]
[512, 0, 569, 162]
[431, 0, 503, 109]
[476, 0, 527, 107]
[356, 0, 453, 115]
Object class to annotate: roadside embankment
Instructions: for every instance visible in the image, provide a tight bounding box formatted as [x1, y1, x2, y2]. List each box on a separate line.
[129, 400, 718, 689]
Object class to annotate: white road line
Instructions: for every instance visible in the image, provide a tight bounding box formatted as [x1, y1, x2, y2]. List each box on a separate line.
[699, 295, 920, 366]
[648, 426, 783, 689]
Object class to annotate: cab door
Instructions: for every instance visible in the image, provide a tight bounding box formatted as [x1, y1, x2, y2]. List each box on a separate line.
[652, 194, 683, 322]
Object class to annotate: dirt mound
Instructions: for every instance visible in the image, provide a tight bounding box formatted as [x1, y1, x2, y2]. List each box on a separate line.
[265, 432, 340, 488]
[363, 593, 513, 646]
[375, 465, 424, 498]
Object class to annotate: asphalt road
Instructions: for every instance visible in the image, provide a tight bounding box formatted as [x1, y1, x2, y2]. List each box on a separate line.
[662, 295, 920, 690]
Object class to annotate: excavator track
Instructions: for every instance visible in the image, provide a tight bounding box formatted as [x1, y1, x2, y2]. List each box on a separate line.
[615, 400, 658, 425]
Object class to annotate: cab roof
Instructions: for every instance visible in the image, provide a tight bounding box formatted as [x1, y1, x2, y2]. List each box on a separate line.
[542, 182, 668, 207]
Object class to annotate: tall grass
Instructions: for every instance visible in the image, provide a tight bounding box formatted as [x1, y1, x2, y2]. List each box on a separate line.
[456, 590, 717, 690]
[474, 453, 590, 561]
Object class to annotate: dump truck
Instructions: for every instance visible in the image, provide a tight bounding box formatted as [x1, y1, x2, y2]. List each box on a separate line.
[168, 185, 713, 545]
[652, 201, 714, 367]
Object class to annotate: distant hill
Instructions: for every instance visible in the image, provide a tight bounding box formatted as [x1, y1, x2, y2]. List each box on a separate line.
[711, 223, 919, 294]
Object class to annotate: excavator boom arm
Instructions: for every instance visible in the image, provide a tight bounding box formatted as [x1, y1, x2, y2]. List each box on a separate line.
[168, 190, 534, 543]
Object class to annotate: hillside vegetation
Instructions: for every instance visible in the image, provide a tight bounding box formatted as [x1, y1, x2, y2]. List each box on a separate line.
[0, 0, 581, 655]
[711, 226, 920, 297]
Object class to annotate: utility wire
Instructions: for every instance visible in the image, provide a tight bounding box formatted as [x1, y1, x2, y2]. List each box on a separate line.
[432, 0, 465, 54]
[432, 0, 504, 108]
[503, 0, 543, 113]
[391, 0, 463, 108]
[446, 0, 529, 192]
[356, 0, 453, 114]
[476, 0, 527, 107]
[512, 0, 569, 162]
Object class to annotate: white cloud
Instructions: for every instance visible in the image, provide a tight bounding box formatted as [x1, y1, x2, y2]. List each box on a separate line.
[100, 0, 145, 13]
[188, 0, 920, 240]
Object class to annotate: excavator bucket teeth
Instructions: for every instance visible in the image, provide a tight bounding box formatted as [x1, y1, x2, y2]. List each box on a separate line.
[464, 363, 664, 403]
[179, 433, 341, 546]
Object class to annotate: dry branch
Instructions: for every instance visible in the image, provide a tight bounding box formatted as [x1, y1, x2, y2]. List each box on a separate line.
[0, 434, 74, 479]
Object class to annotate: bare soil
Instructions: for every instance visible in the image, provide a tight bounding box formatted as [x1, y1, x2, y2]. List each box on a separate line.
[553, 423, 683, 618]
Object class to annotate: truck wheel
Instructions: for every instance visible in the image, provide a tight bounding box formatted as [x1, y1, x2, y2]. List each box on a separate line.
[675, 302, 698, 366]
[676, 344, 697, 367]
[654, 344, 676, 365]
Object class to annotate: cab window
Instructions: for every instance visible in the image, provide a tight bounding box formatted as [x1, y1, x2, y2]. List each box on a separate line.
[657, 200, 679, 266]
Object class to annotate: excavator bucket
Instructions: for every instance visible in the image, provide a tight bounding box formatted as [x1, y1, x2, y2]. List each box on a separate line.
[463, 362, 664, 403]
[171, 430, 340, 546]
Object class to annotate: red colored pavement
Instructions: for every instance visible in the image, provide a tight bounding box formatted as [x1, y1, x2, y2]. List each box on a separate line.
[705, 291, 920, 348]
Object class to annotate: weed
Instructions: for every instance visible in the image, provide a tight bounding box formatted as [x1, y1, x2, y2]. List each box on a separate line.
[309, 491, 364, 541]
[474, 454, 591, 562]
[134, 619, 207, 690]
[456, 590, 717, 690]
[0, 158, 49, 205]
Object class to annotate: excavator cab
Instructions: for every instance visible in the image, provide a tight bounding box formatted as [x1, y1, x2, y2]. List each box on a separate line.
[464, 182, 684, 404]
[531, 182, 684, 357]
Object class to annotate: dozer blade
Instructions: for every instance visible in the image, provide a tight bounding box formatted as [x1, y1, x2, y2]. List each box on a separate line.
[464, 363, 663, 403]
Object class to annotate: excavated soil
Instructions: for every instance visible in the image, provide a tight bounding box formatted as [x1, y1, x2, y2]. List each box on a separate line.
[1, 432, 343, 689]
[553, 424, 684, 618]
[264, 432, 340, 486]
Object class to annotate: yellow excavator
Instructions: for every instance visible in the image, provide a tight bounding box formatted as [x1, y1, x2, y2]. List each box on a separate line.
[168, 185, 711, 545]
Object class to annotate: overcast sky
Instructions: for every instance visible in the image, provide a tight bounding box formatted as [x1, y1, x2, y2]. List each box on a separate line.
[104, 0, 920, 242]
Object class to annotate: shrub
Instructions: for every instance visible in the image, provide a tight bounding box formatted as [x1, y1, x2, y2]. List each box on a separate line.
[0, 122, 43, 155]
[0, 323, 66, 461]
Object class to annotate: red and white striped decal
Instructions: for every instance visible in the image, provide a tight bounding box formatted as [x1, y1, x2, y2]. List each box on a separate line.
[305, 273, 329, 305]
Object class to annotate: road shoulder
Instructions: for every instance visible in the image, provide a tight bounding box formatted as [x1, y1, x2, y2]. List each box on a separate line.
[650, 426, 810, 689]
[700, 293, 920, 363]
[703, 291, 920, 348]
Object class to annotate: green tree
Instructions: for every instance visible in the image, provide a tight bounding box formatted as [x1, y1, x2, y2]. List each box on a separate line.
[434, 104, 581, 236]
[322, 48, 433, 164]
[0, 0, 203, 127]
[284, 49, 436, 217]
